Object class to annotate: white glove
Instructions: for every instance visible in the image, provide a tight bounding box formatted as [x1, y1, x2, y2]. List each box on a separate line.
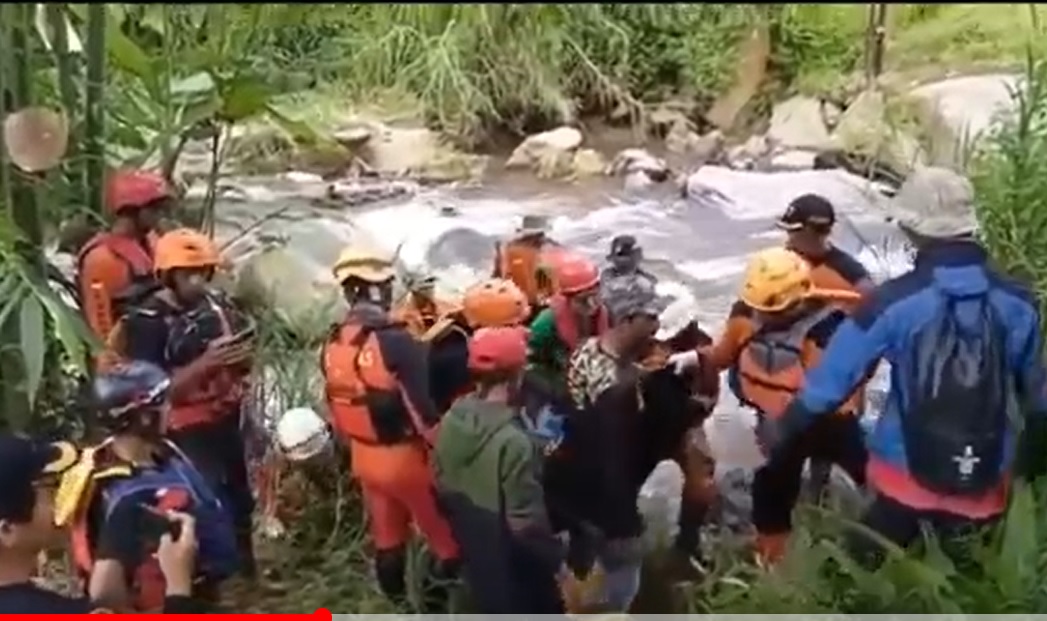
[667, 350, 700, 374]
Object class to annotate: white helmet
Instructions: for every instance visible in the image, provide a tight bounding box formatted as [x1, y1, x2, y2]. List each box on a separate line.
[655, 282, 698, 341]
[275, 407, 331, 462]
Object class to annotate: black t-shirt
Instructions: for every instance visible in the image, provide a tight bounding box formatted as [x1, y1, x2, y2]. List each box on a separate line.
[121, 297, 175, 369]
[0, 582, 203, 613]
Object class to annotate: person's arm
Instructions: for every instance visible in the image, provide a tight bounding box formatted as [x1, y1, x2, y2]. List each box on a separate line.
[501, 434, 564, 570]
[592, 385, 644, 539]
[780, 295, 894, 430]
[87, 501, 143, 611]
[378, 327, 442, 427]
[702, 302, 755, 371]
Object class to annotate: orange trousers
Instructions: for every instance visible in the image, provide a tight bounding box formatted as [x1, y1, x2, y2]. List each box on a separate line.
[349, 440, 459, 560]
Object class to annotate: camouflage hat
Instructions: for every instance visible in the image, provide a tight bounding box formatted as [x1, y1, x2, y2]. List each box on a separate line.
[601, 273, 667, 322]
[888, 166, 978, 238]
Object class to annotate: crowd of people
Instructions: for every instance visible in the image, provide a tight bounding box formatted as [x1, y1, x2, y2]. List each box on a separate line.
[1, 164, 1045, 614]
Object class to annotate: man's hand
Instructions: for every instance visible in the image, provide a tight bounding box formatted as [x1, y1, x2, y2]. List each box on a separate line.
[667, 350, 700, 375]
[202, 335, 253, 368]
[157, 512, 198, 596]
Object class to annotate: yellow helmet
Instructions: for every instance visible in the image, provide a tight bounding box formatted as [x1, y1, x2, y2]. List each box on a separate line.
[740, 247, 812, 312]
[332, 244, 395, 284]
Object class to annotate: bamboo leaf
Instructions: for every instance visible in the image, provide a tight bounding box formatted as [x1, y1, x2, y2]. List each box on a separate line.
[18, 294, 45, 407]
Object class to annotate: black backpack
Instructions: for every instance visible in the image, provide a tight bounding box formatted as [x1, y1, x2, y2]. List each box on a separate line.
[901, 292, 1013, 496]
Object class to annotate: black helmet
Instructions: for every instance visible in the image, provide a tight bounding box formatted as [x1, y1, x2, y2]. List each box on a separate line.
[92, 361, 171, 431]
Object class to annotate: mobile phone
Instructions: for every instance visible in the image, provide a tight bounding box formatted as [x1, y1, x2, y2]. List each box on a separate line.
[138, 504, 182, 542]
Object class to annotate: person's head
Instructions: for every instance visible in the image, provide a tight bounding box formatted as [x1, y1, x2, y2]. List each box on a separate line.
[740, 247, 815, 327]
[106, 169, 175, 235]
[468, 326, 529, 402]
[0, 435, 78, 557]
[406, 272, 438, 304]
[92, 360, 172, 440]
[554, 253, 602, 316]
[778, 194, 835, 259]
[889, 166, 978, 249]
[515, 214, 549, 247]
[332, 244, 396, 311]
[462, 278, 531, 329]
[603, 275, 666, 356]
[154, 228, 220, 305]
[607, 234, 643, 273]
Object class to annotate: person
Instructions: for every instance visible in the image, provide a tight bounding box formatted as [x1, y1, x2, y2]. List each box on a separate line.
[778, 193, 875, 302]
[599, 235, 657, 290]
[77, 169, 173, 355]
[683, 248, 868, 565]
[526, 253, 609, 409]
[116, 229, 257, 581]
[758, 168, 1047, 568]
[62, 361, 237, 612]
[392, 271, 460, 339]
[777, 193, 875, 500]
[558, 274, 668, 612]
[321, 243, 459, 610]
[432, 326, 568, 613]
[0, 433, 203, 613]
[493, 214, 554, 308]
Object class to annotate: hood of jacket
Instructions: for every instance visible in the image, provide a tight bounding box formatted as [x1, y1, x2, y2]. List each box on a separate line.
[436, 395, 520, 469]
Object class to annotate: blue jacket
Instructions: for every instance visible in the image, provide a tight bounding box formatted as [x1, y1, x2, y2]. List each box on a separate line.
[786, 242, 1047, 474]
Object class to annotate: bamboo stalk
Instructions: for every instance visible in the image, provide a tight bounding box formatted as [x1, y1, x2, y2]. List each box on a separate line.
[9, 3, 43, 252]
[46, 3, 83, 193]
[83, 4, 105, 220]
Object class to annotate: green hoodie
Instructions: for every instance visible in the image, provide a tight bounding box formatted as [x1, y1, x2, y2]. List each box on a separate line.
[433, 396, 546, 519]
[526, 308, 570, 401]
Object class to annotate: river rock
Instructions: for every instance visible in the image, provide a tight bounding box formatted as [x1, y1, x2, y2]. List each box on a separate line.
[768, 96, 833, 150]
[360, 123, 487, 182]
[907, 73, 1021, 167]
[505, 126, 584, 173]
[831, 89, 926, 176]
[607, 148, 669, 181]
[571, 148, 608, 178]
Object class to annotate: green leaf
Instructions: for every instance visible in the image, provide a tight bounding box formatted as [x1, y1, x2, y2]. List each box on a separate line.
[18, 294, 45, 408]
[218, 75, 273, 122]
[170, 72, 216, 99]
[104, 16, 153, 80]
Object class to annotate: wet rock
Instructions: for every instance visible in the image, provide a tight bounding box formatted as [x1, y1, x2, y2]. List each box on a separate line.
[361, 123, 487, 182]
[331, 124, 373, 150]
[726, 134, 773, 171]
[907, 73, 1021, 167]
[689, 129, 727, 164]
[768, 96, 833, 151]
[831, 89, 926, 176]
[607, 148, 669, 182]
[571, 148, 608, 178]
[534, 149, 576, 180]
[505, 126, 583, 173]
[821, 99, 844, 131]
[323, 179, 418, 208]
[769, 149, 818, 171]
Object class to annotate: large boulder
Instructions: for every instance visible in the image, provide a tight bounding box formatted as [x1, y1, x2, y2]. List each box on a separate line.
[906, 73, 1021, 168]
[358, 123, 488, 182]
[831, 89, 926, 176]
[505, 126, 584, 176]
[767, 96, 833, 151]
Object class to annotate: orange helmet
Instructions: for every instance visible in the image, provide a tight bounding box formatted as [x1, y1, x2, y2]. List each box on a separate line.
[468, 326, 529, 373]
[154, 228, 220, 273]
[462, 279, 531, 328]
[552, 253, 599, 295]
[740, 247, 812, 312]
[105, 169, 172, 215]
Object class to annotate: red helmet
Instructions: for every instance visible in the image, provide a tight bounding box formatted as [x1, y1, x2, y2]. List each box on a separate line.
[552, 252, 599, 295]
[105, 169, 172, 215]
[468, 326, 528, 373]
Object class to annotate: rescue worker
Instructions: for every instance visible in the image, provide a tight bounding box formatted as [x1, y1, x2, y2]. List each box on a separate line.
[493, 214, 553, 308]
[674, 248, 868, 565]
[599, 235, 657, 290]
[778, 193, 875, 300]
[77, 169, 173, 351]
[758, 168, 1047, 568]
[321, 244, 459, 610]
[116, 229, 257, 581]
[559, 274, 669, 612]
[0, 434, 202, 613]
[392, 271, 459, 339]
[432, 326, 568, 613]
[64, 361, 238, 612]
[777, 193, 875, 501]
[526, 253, 609, 408]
